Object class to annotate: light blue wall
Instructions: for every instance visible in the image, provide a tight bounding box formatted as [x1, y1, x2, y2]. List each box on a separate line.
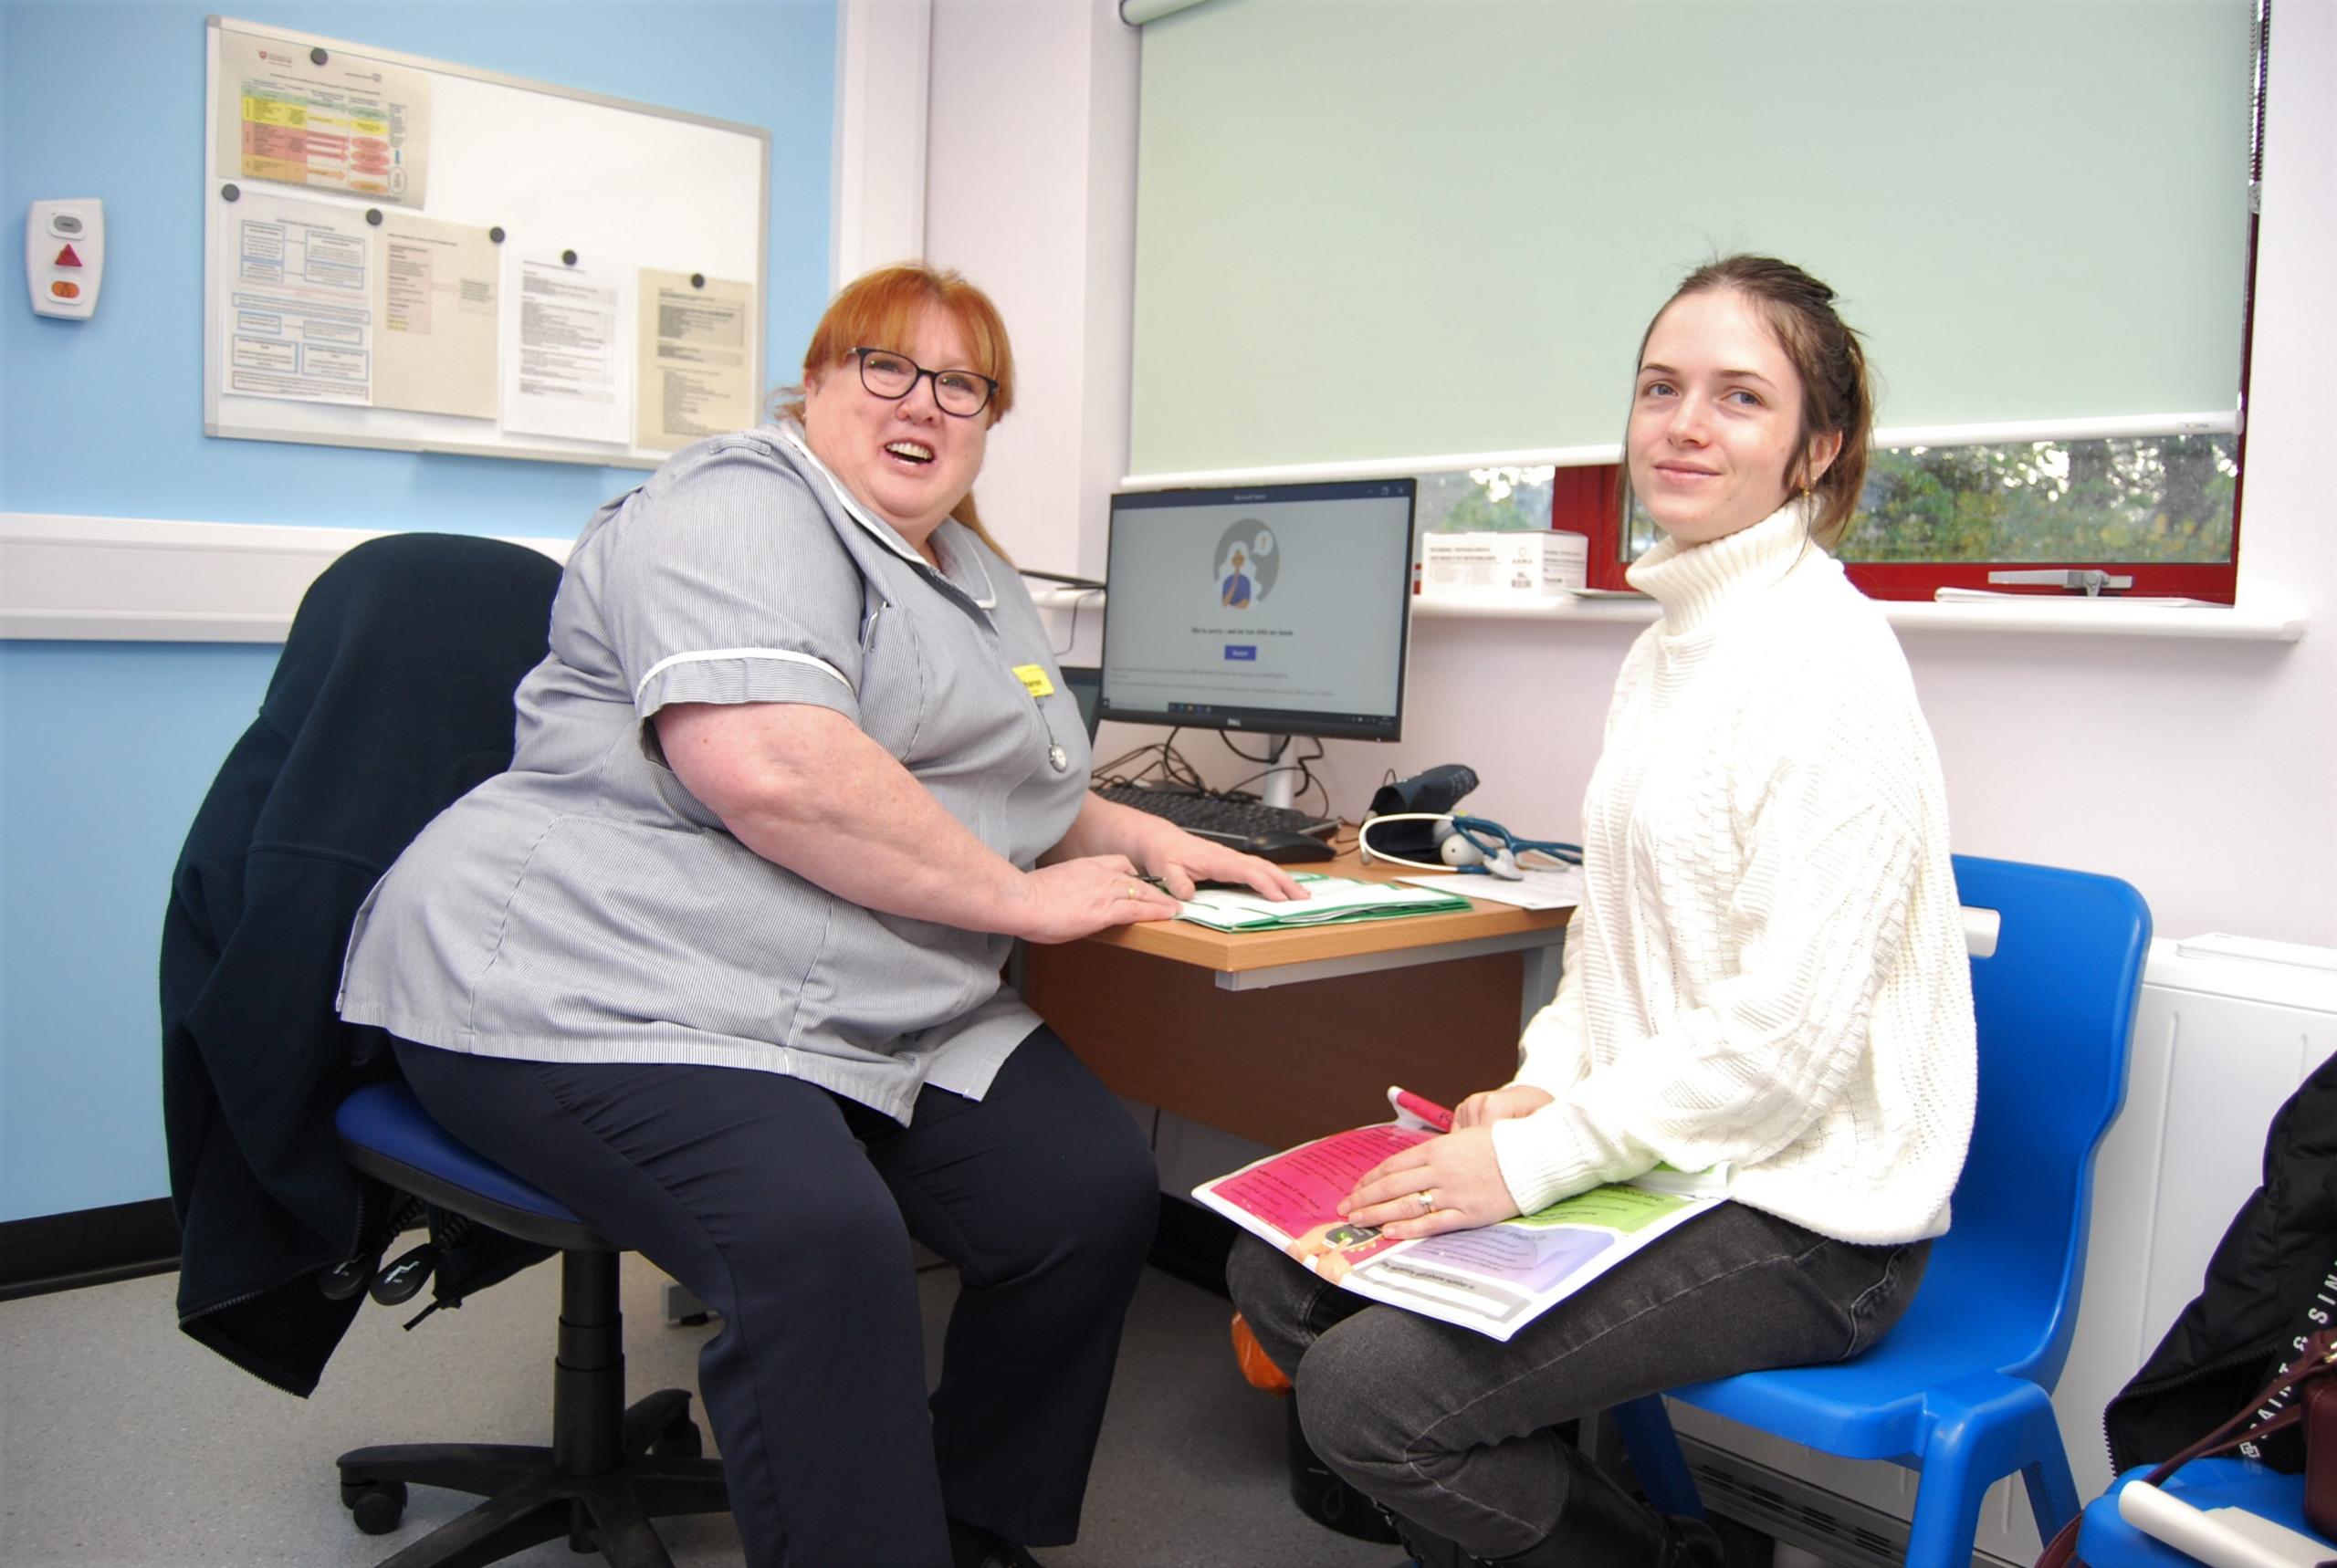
[0, 0, 839, 1222]
[0, 643, 286, 1218]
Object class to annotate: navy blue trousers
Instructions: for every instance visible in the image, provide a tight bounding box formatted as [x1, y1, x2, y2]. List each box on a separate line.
[394, 1029, 1158, 1568]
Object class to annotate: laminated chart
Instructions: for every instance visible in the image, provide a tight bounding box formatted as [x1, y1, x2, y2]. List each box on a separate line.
[216, 27, 432, 204]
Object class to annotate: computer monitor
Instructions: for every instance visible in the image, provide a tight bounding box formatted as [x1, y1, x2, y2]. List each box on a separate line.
[1058, 664, 1103, 741]
[1098, 477, 1418, 810]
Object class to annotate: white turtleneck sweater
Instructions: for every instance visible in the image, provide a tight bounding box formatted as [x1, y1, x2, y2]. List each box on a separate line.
[1487, 502, 1975, 1245]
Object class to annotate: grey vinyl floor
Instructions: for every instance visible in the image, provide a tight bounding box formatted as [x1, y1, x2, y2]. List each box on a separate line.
[0, 1255, 1399, 1568]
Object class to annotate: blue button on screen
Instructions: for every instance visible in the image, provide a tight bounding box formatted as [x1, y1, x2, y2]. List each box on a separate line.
[1223, 645, 1258, 662]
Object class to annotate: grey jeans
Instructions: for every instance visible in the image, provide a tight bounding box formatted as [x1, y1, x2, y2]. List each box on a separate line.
[1227, 1203, 1930, 1559]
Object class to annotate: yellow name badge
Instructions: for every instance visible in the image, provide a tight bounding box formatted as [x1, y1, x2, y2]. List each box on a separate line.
[1011, 664, 1057, 699]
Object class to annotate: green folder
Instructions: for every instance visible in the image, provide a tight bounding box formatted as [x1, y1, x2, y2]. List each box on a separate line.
[1174, 872, 1473, 932]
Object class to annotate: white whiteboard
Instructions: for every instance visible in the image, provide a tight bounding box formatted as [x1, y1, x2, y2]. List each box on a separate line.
[202, 15, 770, 470]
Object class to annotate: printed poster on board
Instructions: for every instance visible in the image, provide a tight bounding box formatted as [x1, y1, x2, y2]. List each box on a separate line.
[215, 27, 432, 205]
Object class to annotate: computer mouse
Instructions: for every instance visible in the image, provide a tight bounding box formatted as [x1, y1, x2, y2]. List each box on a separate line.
[1241, 829, 1338, 864]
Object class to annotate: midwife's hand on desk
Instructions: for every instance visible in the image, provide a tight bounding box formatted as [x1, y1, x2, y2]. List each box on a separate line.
[1339, 1126, 1521, 1240]
[1452, 1085, 1556, 1130]
[1060, 800, 1303, 903]
[1144, 838, 1305, 903]
[1009, 856, 1182, 944]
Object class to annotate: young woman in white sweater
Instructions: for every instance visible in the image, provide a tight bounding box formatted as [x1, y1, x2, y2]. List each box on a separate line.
[1227, 256, 1976, 1568]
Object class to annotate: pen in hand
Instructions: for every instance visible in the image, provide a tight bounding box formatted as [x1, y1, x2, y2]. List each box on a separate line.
[1388, 1085, 1454, 1133]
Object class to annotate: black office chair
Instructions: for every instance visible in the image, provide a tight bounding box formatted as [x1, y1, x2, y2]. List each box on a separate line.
[163, 532, 727, 1567]
[165, 531, 570, 1400]
[334, 1080, 728, 1566]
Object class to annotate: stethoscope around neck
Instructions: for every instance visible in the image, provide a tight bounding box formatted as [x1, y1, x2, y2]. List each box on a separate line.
[1357, 812, 1581, 882]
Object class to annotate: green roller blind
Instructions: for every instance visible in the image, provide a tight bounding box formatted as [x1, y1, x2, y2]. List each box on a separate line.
[1129, 0, 2251, 478]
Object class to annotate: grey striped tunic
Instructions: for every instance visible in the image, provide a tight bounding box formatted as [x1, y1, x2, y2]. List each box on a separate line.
[338, 423, 1092, 1123]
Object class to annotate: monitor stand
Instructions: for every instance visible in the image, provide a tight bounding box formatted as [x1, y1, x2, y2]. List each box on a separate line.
[1256, 736, 1298, 812]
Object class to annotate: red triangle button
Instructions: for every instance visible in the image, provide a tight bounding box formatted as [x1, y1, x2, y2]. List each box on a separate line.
[54, 244, 83, 267]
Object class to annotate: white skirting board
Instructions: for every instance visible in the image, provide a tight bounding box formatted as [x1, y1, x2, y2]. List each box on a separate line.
[1672, 934, 2337, 1565]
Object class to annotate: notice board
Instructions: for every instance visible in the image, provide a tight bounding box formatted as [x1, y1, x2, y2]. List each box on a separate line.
[202, 15, 770, 469]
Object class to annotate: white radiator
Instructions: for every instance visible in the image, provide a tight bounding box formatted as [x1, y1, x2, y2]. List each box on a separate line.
[1672, 933, 2337, 1566]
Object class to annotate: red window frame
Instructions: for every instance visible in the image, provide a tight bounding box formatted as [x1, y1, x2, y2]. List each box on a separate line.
[1558, 457, 2244, 605]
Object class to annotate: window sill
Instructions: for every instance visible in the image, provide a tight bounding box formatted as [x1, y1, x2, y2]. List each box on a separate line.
[1873, 596, 2304, 642]
[5, 515, 2299, 646]
[1031, 586, 2306, 643]
[1404, 591, 2306, 642]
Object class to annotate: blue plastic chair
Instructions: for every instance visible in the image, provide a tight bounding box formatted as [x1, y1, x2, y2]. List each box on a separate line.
[1613, 855, 2152, 1568]
[2072, 1458, 2332, 1564]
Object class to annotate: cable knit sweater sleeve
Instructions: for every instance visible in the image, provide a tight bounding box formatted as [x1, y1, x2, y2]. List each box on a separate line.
[1490, 507, 1975, 1244]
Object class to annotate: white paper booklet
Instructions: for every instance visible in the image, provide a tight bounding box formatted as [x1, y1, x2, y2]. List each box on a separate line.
[1195, 1104, 1726, 1342]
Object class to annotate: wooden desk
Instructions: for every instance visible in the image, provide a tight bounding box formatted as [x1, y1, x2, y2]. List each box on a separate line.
[1022, 849, 1571, 1150]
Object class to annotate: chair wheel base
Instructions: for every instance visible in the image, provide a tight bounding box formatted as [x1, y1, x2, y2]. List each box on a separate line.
[341, 1477, 410, 1535]
[646, 1417, 702, 1458]
[334, 1389, 728, 1568]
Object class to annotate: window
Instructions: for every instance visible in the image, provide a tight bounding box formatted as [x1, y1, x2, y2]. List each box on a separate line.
[1416, 466, 1555, 538]
[1129, 0, 2262, 605]
[1575, 430, 2246, 601]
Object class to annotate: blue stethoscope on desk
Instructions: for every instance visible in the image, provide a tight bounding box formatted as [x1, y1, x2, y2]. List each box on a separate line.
[1357, 812, 1581, 882]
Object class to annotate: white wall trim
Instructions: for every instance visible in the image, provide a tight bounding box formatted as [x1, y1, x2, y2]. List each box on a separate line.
[0, 514, 568, 644]
[832, 0, 931, 288]
[3, 513, 2302, 645]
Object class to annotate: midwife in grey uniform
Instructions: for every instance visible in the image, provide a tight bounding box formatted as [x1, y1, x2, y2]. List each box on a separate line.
[338, 264, 1301, 1568]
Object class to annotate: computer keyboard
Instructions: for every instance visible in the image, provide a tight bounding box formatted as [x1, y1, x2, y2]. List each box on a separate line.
[1091, 783, 1336, 847]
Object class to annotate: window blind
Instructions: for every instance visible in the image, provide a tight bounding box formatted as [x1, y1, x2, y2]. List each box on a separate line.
[1127, 0, 2251, 480]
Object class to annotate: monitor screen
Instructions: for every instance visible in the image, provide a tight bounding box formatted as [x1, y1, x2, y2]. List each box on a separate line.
[1098, 477, 1418, 742]
[1058, 664, 1103, 741]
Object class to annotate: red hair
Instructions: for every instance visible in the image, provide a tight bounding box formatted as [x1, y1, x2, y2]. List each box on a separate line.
[777, 263, 1017, 559]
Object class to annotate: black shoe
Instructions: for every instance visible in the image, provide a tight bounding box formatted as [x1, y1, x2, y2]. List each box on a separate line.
[1376, 1503, 1483, 1568]
[1376, 1449, 1731, 1568]
[946, 1517, 1046, 1568]
[1484, 1448, 1724, 1568]
[1658, 1517, 1729, 1568]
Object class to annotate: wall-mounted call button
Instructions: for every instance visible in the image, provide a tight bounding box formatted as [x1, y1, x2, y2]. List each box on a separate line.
[26, 198, 102, 319]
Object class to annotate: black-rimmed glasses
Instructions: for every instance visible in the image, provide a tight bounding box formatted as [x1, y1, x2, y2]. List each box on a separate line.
[850, 347, 997, 418]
